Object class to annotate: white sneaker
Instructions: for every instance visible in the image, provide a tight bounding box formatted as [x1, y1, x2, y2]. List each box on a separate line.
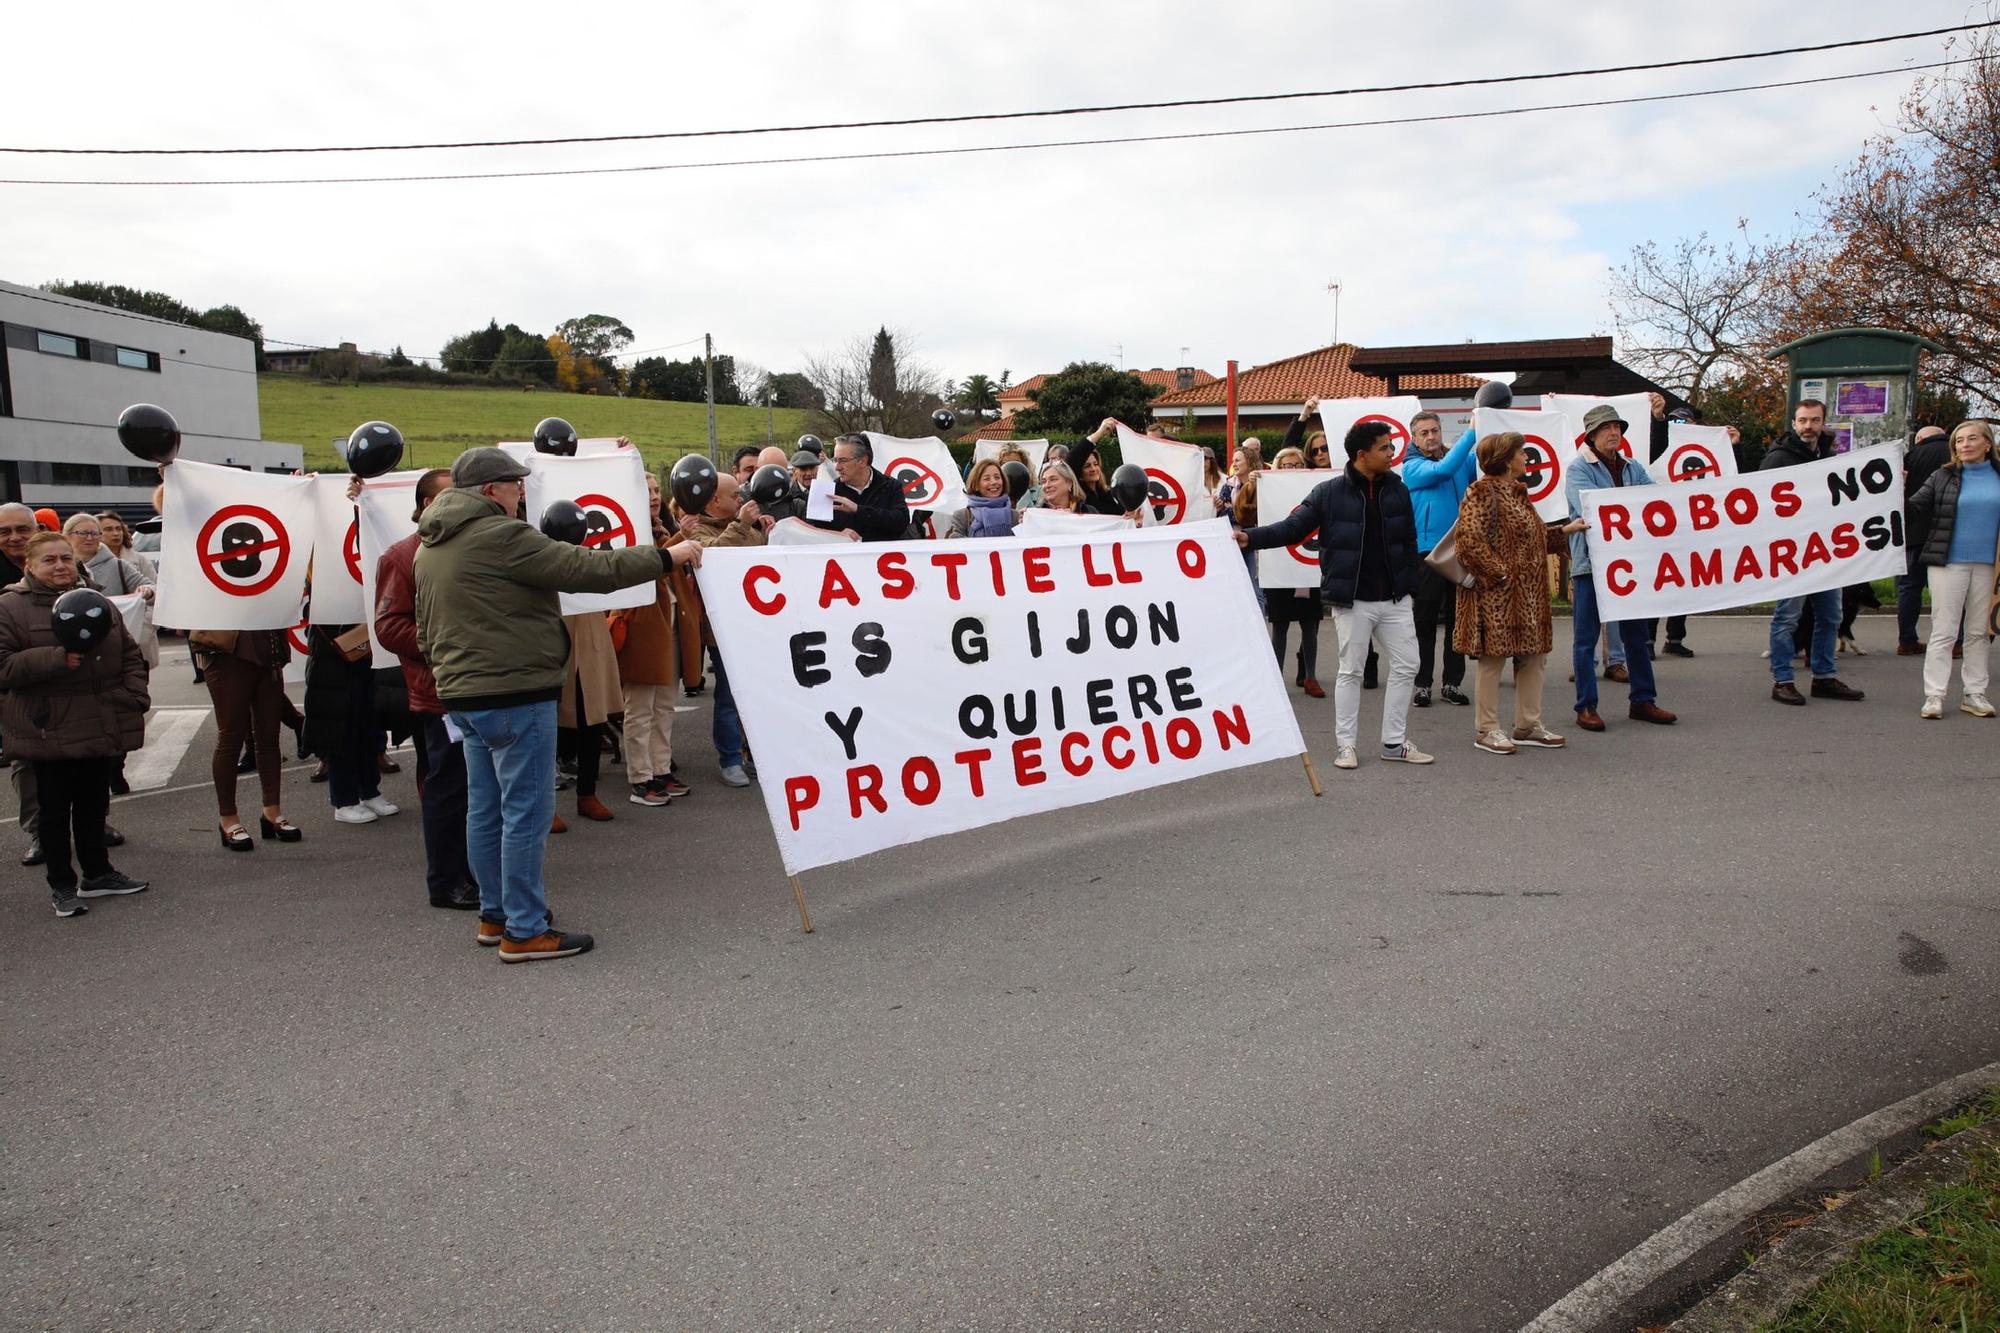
[1332, 746, 1359, 770]
[334, 804, 378, 824]
[362, 795, 400, 817]
[1961, 694, 1995, 718]
[718, 764, 752, 788]
[1381, 742, 1434, 765]
[1474, 729, 1517, 755]
[1919, 697, 1944, 719]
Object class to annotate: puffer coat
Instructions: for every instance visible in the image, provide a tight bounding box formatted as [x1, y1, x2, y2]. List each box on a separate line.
[1452, 476, 1569, 659]
[1908, 459, 2000, 567]
[0, 577, 149, 760]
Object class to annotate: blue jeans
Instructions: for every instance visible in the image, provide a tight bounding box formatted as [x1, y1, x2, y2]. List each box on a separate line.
[711, 651, 744, 768]
[1769, 589, 1839, 684]
[451, 700, 557, 942]
[1572, 577, 1656, 712]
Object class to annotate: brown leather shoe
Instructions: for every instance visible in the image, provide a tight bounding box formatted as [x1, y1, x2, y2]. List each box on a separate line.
[577, 795, 615, 821]
[1604, 663, 1630, 683]
[1575, 707, 1606, 732]
[550, 813, 568, 834]
[1896, 643, 1924, 656]
[1629, 701, 1677, 724]
[1771, 682, 1806, 706]
[1810, 677, 1865, 701]
[1302, 677, 1325, 698]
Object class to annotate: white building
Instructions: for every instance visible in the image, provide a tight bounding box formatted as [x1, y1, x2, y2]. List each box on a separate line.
[0, 279, 300, 516]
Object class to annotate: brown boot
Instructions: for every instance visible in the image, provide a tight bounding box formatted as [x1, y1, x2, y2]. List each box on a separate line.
[1771, 682, 1806, 706]
[1575, 707, 1606, 732]
[550, 813, 568, 834]
[577, 795, 615, 822]
[1301, 678, 1325, 699]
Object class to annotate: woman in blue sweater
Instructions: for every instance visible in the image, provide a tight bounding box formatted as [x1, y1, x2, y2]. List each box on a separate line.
[1908, 419, 1999, 718]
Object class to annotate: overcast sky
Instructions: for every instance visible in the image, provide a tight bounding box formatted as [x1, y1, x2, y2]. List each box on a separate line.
[2, 1, 1977, 388]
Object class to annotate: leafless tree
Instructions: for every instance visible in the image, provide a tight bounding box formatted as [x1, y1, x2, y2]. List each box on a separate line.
[803, 329, 943, 438]
[1609, 224, 1774, 406]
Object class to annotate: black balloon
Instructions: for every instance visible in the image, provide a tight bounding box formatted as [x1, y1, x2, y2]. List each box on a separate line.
[1109, 463, 1150, 512]
[746, 463, 793, 506]
[932, 408, 956, 433]
[1001, 460, 1032, 503]
[533, 417, 578, 456]
[796, 434, 824, 457]
[540, 498, 588, 545]
[116, 403, 181, 464]
[1473, 380, 1513, 411]
[345, 421, 405, 478]
[670, 454, 720, 515]
[51, 588, 115, 653]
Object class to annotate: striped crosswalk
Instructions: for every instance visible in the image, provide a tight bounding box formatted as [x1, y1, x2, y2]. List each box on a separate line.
[124, 707, 213, 792]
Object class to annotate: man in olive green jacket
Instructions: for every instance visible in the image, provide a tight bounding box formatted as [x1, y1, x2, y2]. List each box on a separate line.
[415, 447, 701, 963]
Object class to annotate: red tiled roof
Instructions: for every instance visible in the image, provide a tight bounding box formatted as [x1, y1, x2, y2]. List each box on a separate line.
[966, 416, 1023, 441]
[998, 366, 1217, 406]
[1150, 344, 1483, 408]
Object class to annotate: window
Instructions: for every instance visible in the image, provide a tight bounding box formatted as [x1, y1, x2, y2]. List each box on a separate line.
[115, 346, 157, 372]
[36, 331, 82, 358]
[51, 463, 102, 486]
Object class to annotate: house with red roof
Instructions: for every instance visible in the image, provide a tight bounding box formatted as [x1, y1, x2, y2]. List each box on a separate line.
[1147, 343, 1488, 437]
[996, 366, 1216, 419]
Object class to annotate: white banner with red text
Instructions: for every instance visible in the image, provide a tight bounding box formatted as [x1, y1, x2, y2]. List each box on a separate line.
[1579, 445, 1907, 620]
[696, 520, 1306, 876]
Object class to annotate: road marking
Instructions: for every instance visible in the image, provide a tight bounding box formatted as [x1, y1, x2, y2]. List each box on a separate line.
[123, 707, 211, 792]
[1521, 1059, 2000, 1332]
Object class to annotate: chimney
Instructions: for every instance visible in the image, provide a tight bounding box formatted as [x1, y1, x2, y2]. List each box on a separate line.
[339, 342, 358, 354]
[1175, 366, 1195, 390]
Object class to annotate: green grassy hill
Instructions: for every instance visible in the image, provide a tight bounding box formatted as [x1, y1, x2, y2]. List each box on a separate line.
[258, 376, 812, 472]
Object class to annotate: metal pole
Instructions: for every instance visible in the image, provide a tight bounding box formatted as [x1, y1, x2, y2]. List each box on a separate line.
[704, 333, 718, 463]
[1225, 360, 1238, 463]
[765, 382, 774, 445]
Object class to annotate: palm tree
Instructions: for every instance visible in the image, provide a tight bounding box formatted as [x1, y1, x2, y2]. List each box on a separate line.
[958, 373, 999, 415]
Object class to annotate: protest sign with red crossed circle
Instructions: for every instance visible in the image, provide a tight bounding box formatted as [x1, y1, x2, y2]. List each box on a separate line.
[342, 518, 363, 583]
[574, 493, 637, 549]
[1663, 439, 1724, 481]
[1144, 468, 1187, 526]
[1520, 435, 1562, 505]
[1358, 413, 1412, 467]
[197, 505, 291, 597]
[1286, 531, 1320, 568]
[883, 456, 946, 508]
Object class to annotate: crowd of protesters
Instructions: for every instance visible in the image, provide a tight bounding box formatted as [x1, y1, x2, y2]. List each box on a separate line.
[2, 396, 1992, 941]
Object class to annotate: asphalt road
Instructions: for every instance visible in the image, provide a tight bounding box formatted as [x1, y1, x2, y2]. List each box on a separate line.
[3, 617, 1995, 1331]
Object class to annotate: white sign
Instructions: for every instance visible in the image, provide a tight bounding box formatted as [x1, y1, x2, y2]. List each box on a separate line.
[697, 521, 1305, 876]
[355, 471, 424, 668]
[1541, 393, 1654, 463]
[497, 437, 637, 461]
[522, 451, 655, 615]
[1318, 396, 1423, 473]
[769, 517, 858, 546]
[806, 471, 836, 522]
[1474, 407, 1574, 522]
[1658, 423, 1739, 484]
[1579, 445, 1908, 619]
[971, 439, 1051, 473]
[155, 460, 317, 631]
[1015, 509, 1133, 537]
[1253, 469, 1324, 589]
[105, 591, 157, 667]
[866, 432, 966, 521]
[1115, 424, 1215, 526]
[308, 474, 366, 625]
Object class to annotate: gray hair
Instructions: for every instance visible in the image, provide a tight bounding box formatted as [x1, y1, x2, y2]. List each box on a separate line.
[1038, 459, 1082, 509]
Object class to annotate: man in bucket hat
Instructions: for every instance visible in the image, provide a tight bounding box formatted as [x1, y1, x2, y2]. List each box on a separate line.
[1565, 405, 1680, 732]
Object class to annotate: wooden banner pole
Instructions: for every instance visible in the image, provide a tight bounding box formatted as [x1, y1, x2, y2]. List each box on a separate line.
[1300, 752, 1324, 798]
[788, 875, 815, 933]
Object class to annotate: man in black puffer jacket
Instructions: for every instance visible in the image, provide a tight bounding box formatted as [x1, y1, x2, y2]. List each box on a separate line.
[1240, 420, 1432, 771]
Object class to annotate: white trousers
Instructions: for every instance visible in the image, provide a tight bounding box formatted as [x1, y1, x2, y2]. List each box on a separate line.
[1330, 599, 1419, 750]
[1924, 562, 1994, 700]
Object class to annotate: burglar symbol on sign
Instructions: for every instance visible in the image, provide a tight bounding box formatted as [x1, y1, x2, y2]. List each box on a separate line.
[198, 505, 292, 597]
[1666, 441, 1722, 481]
[573, 493, 636, 549]
[1144, 469, 1187, 525]
[1286, 530, 1320, 567]
[883, 457, 943, 508]
[1520, 436, 1561, 505]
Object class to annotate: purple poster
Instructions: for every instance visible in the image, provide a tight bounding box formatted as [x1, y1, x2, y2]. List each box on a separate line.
[1835, 380, 1888, 417]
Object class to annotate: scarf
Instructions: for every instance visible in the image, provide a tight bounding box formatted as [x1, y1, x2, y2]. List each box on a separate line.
[967, 494, 1016, 538]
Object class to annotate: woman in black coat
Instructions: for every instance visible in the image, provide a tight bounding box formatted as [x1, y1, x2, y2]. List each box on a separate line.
[304, 623, 394, 824]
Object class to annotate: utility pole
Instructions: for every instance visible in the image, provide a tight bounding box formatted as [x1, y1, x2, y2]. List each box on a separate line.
[1327, 278, 1343, 347]
[703, 332, 718, 463]
[765, 379, 774, 446]
[1114, 343, 1124, 371]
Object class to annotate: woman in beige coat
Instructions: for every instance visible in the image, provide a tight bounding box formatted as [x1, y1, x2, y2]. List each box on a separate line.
[559, 610, 623, 821]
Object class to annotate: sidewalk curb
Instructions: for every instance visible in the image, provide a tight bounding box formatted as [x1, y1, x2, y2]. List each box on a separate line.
[1670, 1117, 1999, 1331]
[1520, 1061, 2000, 1333]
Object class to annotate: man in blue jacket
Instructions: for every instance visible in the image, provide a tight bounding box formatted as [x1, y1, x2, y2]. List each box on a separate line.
[1401, 410, 1477, 707]
[1566, 405, 1680, 732]
[1239, 420, 1434, 771]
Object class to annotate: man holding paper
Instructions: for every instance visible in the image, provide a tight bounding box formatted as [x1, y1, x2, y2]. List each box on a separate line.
[809, 434, 909, 542]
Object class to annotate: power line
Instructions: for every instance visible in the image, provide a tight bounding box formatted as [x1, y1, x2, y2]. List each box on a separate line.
[4, 57, 1972, 189]
[2, 21, 1986, 157]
